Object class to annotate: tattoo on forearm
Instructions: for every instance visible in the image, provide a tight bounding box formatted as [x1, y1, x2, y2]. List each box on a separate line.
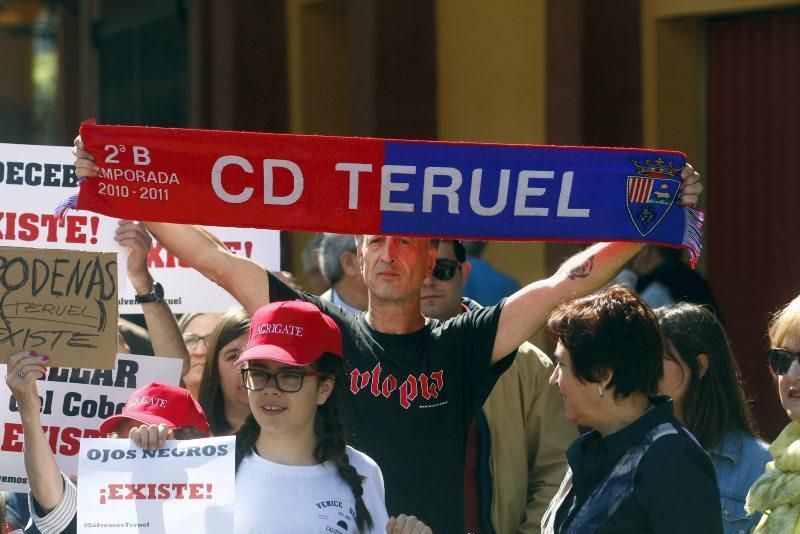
[568, 255, 595, 280]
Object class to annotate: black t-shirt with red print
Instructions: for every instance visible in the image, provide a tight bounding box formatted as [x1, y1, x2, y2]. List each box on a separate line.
[267, 272, 515, 534]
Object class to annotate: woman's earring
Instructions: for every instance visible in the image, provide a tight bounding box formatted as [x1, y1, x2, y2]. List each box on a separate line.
[597, 385, 604, 397]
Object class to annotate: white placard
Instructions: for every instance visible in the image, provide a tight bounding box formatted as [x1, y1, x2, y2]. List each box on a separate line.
[0, 143, 280, 313]
[77, 436, 235, 533]
[0, 353, 182, 492]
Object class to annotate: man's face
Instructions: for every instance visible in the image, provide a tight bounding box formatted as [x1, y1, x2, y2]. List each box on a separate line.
[358, 235, 436, 303]
[420, 242, 470, 321]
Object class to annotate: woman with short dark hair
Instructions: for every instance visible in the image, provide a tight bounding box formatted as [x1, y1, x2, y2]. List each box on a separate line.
[656, 303, 769, 533]
[541, 285, 722, 533]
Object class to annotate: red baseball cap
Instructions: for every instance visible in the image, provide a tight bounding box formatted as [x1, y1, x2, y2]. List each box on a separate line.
[234, 300, 342, 367]
[99, 382, 210, 436]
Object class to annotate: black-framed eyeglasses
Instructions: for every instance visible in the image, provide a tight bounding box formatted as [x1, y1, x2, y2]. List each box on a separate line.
[433, 259, 460, 281]
[240, 368, 325, 393]
[183, 333, 211, 351]
[768, 348, 800, 375]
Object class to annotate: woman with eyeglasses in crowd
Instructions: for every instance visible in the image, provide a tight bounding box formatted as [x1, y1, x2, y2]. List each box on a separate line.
[233, 300, 429, 533]
[746, 295, 800, 532]
[197, 307, 253, 436]
[541, 286, 722, 533]
[179, 312, 223, 398]
[656, 303, 769, 533]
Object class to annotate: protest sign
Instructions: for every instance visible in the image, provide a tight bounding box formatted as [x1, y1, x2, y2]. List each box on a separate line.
[0, 246, 118, 368]
[0, 142, 280, 313]
[0, 353, 182, 493]
[77, 436, 235, 533]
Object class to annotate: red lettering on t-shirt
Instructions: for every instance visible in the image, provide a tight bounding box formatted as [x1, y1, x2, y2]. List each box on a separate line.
[381, 374, 398, 398]
[369, 363, 382, 397]
[348, 366, 445, 410]
[399, 375, 418, 410]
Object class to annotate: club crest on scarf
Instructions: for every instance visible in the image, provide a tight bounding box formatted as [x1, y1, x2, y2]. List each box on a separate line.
[626, 158, 681, 237]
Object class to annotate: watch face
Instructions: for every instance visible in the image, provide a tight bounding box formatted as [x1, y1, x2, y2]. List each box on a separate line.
[154, 282, 164, 299]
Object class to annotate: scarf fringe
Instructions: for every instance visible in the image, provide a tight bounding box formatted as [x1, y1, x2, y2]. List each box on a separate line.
[54, 177, 85, 223]
[682, 206, 705, 268]
[54, 193, 78, 223]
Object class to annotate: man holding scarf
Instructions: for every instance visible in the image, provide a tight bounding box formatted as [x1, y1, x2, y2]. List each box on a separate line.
[73, 137, 701, 533]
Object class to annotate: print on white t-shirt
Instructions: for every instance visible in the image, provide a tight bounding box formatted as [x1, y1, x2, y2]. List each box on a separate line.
[234, 446, 388, 533]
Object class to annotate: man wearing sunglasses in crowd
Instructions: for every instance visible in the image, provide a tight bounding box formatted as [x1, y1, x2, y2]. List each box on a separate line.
[420, 240, 577, 533]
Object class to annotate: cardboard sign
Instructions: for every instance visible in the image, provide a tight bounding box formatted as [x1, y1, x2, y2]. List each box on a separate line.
[0, 246, 118, 368]
[77, 436, 235, 533]
[0, 143, 280, 313]
[0, 353, 182, 492]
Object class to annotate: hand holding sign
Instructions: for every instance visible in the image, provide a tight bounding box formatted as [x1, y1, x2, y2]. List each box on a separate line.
[4, 350, 49, 414]
[0, 246, 118, 369]
[114, 220, 155, 295]
[127, 423, 173, 450]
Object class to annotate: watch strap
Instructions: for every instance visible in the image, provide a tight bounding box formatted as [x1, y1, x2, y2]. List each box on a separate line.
[134, 282, 164, 304]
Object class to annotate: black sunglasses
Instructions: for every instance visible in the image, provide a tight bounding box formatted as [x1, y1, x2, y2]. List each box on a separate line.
[767, 348, 800, 375]
[433, 259, 460, 281]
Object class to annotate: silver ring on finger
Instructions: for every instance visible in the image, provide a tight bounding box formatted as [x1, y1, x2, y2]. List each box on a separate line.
[17, 370, 25, 379]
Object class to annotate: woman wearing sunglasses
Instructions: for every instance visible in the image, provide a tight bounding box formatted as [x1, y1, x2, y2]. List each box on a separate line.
[234, 300, 428, 533]
[746, 295, 800, 532]
[656, 304, 769, 533]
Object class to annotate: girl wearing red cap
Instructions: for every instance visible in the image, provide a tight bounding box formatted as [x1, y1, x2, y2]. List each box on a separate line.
[233, 300, 410, 533]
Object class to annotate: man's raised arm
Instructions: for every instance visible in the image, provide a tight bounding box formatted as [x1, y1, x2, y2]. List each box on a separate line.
[73, 136, 270, 315]
[142, 221, 269, 315]
[490, 163, 702, 361]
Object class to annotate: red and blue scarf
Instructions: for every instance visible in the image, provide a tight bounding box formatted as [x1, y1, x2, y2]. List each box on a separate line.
[59, 121, 703, 265]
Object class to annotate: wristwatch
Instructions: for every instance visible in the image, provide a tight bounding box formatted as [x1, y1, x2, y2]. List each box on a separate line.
[135, 282, 165, 304]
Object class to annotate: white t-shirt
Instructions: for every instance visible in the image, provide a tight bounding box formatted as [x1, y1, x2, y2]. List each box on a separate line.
[234, 446, 389, 534]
